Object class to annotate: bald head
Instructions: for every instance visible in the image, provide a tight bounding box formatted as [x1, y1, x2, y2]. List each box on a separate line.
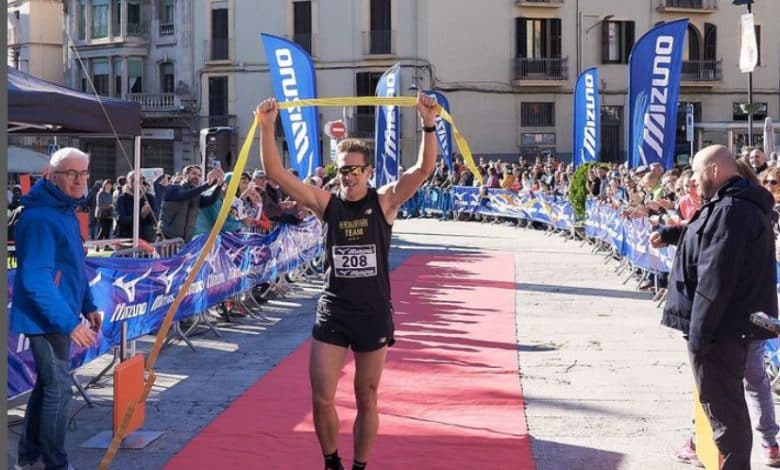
[692, 145, 738, 199]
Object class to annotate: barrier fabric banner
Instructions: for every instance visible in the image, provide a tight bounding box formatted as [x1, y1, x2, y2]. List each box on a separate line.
[375, 63, 401, 187]
[261, 33, 321, 178]
[427, 90, 454, 171]
[628, 19, 688, 170]
[573, 67, 600, 168]
[7, 219, 323, 399]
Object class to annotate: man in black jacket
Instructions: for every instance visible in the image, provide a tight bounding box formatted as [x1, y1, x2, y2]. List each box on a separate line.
[651, 145, 778, 469]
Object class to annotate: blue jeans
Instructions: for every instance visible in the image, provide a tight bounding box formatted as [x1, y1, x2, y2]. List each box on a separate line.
[18, 334, 72, 470]
[745, 339, 780, 448]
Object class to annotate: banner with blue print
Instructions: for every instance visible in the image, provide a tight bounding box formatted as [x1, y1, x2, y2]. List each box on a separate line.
[628, 19, 687, 170]
[7, 218, 323, 399]
[427, 90, 454, 171]
[261, 33, 321, 178]
[375, 63, 401, 187]
[573, 67, 600, 168]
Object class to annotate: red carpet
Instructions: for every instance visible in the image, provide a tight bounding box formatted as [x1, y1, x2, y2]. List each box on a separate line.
[166, 253, 534, 469]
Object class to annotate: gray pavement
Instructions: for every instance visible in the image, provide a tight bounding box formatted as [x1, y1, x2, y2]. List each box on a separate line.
[7, 218, 774, 469]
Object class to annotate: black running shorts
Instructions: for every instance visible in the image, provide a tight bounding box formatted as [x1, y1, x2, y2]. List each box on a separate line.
[312, 301, 395, 352]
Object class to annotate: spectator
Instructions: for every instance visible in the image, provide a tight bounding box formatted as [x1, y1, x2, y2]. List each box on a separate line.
[652, 145, 778, 470]
[115, 171, 158, 242]
[152, 173, 170, 214]
[11, 147, 99, 470]
[158, 165, 223, 241]
[194, 172, 243, 236]
[95, 179, 115, 240]
[9, 184, 23, 211]
[750, 148, 769, 175]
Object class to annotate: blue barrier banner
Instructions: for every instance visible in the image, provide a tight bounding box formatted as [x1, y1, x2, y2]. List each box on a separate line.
[261, 33, 321, 178]
[427, 90, 453, 171]
[628, 19, 688, 170]
[448, 187, 574, 230]
[7, 218, 323, 399]
[573, 67, 600, 168]
[375, 63, 401, 187]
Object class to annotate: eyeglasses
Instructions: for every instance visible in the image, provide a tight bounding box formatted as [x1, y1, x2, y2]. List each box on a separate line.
[765, 180, 779, 186]
[337, 165, 368, 177]
[54, 170, 89, 181]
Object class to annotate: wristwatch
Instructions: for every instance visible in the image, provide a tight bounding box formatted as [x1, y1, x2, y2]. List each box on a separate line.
[422, 124, 436, 133]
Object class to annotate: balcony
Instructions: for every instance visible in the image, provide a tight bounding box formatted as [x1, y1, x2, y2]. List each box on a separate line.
[658, 0, 717, 13]
[127, 93, 180, 112]
[515, 0, 563, 7]
[362, 30, 397, 56]
[512, 57, 568, 85]
[681, 59, 722, 86]
[290, 33, 318, 57]
[205, 38, 231, 62]
[199, 115, 237, 129]
[159, 23, 174, 37]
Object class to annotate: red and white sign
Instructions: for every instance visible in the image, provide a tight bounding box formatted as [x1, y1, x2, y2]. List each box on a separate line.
[324, 120, 347, 139]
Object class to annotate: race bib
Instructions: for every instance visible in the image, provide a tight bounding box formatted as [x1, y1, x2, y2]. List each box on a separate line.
[333, 245, 378, 278]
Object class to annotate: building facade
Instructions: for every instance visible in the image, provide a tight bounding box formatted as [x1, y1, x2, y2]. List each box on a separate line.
[61, 0, 197, 183]
[189, 0, 779, 170]
[7, 0, 65, 84]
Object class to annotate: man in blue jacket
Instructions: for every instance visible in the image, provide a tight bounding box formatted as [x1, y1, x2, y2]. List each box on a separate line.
[11, 147, 101, 470]
[651, 145, 778, 470]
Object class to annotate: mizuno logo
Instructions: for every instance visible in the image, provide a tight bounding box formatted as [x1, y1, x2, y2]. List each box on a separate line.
[583, 73, 597, 160]
[638, 35, 674, 167]
[155, 264, 184, 295]
[275, 49, 311, 171]
[89, 272, 102, 287]
[226, 246, 245, 264]
[382, 70, 398, 183]
[112, 268, 151, 303]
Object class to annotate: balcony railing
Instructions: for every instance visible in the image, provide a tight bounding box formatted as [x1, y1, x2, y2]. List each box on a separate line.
[159, 23, 174, 36]
[205, 38, 231, 62]
[362, 30, 396, 56]
[681, 59, 722, 82]
[352, 112, 375, 138]
[659, 0, 717, 10]
[126, 93, 179, 111]
[199, 114, 237, 129]
[512, 57, 568, 81]
[291, 33, 317, 57]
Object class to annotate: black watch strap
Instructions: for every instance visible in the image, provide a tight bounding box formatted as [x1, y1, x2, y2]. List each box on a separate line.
[422, 124, 436, 133]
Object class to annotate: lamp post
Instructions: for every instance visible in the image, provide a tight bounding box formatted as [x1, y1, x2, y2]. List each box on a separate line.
[577, 14, 614, 75]
[733, 0, 755, 146]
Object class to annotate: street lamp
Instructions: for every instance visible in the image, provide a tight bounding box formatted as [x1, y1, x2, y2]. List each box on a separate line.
[733, 0, 755, 146]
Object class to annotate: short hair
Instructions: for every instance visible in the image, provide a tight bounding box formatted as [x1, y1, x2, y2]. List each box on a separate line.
[50, 147, 89, 169]
[183, 164, 201, 175]
[337, 139, 372, 166]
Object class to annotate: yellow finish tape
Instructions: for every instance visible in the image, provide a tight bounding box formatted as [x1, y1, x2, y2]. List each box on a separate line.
[277, 97, 483, 185]
[98, 115, 260, 470]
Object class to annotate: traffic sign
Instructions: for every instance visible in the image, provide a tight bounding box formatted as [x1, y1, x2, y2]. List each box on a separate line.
[324, 120, 347, 139]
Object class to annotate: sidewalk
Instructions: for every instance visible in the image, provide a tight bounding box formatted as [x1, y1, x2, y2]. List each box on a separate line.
[6, 218, 772, 469]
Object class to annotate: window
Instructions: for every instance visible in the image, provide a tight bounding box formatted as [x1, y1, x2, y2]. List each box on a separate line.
[293, 1, 312, 54]
[127, 0, 142, 35]
[79, 0, 87, 40]
[733, 102, 767, 121]
[601, 20, 634, 64]
[354, 72, 382, 136]
[80, 62, 88, 92]
[113, 58, 122, 96]
[91, 0, 109, 39]
[369, 0, 391, 54]
[208, 76, 229, 125]
[685, 24, 701, 61]
[161, 62, 174, 93]
[128, 58, 143, 93]
[521, 133, 555, 146]
[210, 8, 229, 60]
[160, 0, 175, 36]
[521, 103, 555, 127]
[112, 0, 121, 37]
[703, 23, 717, 61]
[515, 18, 561, 59]
[92, 59, 109, 96]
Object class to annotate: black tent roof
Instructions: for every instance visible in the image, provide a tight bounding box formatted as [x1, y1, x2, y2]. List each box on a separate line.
[8, 67, 141, 136]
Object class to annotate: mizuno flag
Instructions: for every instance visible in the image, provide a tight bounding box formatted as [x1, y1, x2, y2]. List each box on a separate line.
[427, 90, 454, 171]
[573, 67, 600, 168]
[260, 33, 321, 178]
[628, 19, 688, 170]
[375, 63, 401, 187]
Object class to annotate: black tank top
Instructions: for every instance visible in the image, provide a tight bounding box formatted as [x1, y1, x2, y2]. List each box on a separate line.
[320, 188, 392, 314]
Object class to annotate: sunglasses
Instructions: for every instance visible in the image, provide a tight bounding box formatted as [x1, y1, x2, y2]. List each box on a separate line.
[337, 165, 368, 176]
[765, 180, 779, 186]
